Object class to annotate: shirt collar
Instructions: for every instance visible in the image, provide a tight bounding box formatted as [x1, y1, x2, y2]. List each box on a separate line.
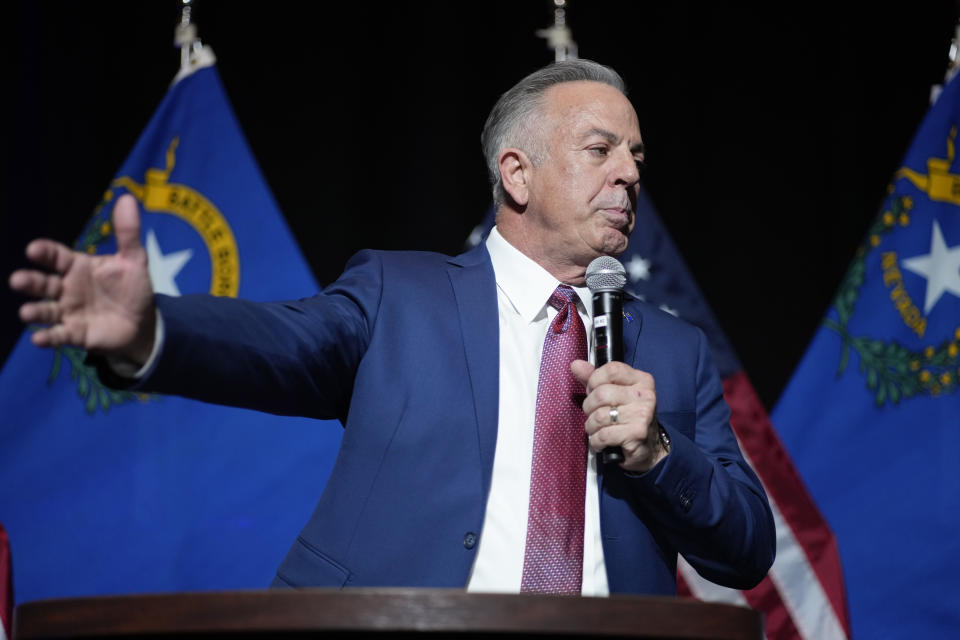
[485, 226, 591, 323]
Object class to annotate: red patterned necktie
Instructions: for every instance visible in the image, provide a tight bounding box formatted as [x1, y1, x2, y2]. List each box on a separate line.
[520, 284, 588, 594]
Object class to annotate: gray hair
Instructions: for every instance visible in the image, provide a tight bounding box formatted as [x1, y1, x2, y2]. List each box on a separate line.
[480, 59, 627, 208]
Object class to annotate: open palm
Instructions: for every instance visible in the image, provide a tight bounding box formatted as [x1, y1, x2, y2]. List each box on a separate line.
[9, 194, 157, 364]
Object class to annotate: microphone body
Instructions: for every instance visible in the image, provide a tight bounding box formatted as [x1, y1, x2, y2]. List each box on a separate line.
[591, 289, 624, 367]
[585, 257, 628, 465]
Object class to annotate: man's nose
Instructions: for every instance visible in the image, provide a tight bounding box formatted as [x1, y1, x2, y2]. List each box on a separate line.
[610, 147, 641, 186]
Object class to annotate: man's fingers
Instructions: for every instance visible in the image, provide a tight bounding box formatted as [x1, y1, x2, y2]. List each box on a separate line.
[588, 423, 636, 450]
[571, 359, 595, 386]
[584, 396, 655, 432]
[24, 239, 75, 275]
[585, 401, 636, 432]
[581, 383, 635, 416]
[30, 324, 73, 349]
[587, 361, 654, 392]
[112, 194, 143, 255]
[9, 270, 63, 300]
[19, 300, 61, 325]
[587, 421, 653, 454]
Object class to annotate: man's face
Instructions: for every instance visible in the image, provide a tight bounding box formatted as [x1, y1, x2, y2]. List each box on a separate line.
[524, 81, 643, 270]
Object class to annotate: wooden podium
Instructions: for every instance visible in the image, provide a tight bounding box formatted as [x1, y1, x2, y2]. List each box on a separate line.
[14, 588, 762, 639]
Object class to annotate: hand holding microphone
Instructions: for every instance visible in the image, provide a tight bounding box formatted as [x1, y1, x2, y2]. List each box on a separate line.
[577, 257, 668, 471]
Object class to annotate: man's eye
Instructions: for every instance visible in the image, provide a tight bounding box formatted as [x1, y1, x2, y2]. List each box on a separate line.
[589, 146, 609, 156]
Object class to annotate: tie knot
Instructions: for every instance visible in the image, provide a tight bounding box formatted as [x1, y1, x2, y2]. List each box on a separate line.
[548, 285, 579, 334]
[548, 285, 576, 311]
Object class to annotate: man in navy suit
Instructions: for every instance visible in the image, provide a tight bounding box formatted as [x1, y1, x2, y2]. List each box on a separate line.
[10, 59, 775, 595]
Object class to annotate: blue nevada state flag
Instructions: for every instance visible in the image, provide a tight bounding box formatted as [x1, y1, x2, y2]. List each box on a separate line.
[0, 59, 342, 604]
[773, 72, 960, 639]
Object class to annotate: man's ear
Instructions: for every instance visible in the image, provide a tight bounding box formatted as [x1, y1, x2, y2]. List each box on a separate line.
[498, 148, 532, 207]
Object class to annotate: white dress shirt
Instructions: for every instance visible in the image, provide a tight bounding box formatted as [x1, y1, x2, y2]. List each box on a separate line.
[466, 226, 609, 596]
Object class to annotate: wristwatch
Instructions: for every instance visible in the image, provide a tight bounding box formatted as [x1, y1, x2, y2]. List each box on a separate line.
[657, 422, 672, 454]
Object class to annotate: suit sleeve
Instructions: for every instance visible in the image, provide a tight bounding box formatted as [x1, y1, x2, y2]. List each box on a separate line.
[624, 327, 776, 589]
[100, 250, 385, 421]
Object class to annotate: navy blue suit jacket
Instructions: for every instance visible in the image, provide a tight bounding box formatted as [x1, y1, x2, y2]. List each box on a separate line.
[137, 243, 774, 594]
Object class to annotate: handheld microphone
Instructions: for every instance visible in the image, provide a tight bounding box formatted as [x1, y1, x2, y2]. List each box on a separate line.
[585, 256, 627, 465]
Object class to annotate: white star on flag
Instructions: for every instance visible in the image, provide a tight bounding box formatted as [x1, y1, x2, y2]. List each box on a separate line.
[901, 219, 960, 314]
[626, 254, 651, 281]
[145, 228, 193, 297]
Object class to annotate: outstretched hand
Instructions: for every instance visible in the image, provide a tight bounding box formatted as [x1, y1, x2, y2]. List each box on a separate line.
[9, 194, 157, 365]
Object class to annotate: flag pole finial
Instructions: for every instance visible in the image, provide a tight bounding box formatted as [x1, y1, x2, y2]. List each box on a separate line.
[930, 16, 960, 103]
[175, 0, 198, 69]
[535, 0, 578, 62]
[946, 18, 960, 85]
[172, 0, 216, 84]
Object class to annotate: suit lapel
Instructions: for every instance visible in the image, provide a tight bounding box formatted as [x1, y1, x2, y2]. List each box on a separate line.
[621, 298, 645, 369]
[447, 244, 500, 498]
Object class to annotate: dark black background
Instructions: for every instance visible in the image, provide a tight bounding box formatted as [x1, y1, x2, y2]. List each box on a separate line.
[4, 1, 957, 409]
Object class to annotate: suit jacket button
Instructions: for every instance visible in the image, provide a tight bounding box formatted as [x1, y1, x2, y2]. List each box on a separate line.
[463, 532, 478, 549]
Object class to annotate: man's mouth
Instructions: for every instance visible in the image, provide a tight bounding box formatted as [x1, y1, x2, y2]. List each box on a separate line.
[599, 206, 632, 229]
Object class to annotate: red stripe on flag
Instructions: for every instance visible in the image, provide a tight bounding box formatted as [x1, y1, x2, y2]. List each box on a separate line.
[722, 371, 850, 637]
[0, 523, 12, 640]
[681, 560, 802, 639]
[743, 575, 803, 640]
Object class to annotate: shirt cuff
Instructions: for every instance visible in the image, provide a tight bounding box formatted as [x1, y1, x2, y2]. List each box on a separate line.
[104, 309, 165, 380]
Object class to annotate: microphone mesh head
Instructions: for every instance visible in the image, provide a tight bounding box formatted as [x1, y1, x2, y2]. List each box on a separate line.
[585, 256, 627, 292]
